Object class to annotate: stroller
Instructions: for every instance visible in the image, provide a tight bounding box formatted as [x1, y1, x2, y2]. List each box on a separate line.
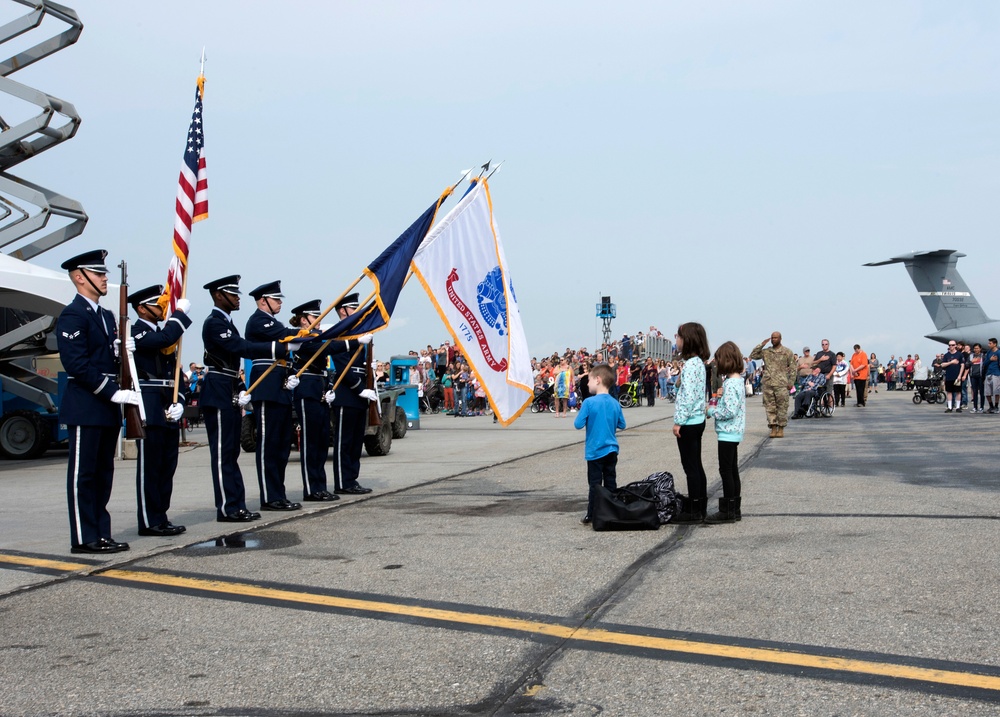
[530, 383, 554, 413]
[912, 373, 944, 404]
[420, 382, 442, 413]
[617, 380, 642, 408]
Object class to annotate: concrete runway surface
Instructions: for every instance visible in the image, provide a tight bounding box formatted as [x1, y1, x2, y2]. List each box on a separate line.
[0, 390, 998, 716]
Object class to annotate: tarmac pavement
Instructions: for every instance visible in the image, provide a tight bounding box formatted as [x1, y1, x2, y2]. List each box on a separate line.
[1, 390, 998, 716]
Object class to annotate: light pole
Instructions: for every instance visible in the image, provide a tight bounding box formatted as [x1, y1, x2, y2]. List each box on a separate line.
[596, 295, 616, 348]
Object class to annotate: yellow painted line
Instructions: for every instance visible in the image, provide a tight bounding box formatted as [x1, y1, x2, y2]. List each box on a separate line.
[102, 568, 1000, 693]
[0, 553, 91, 572]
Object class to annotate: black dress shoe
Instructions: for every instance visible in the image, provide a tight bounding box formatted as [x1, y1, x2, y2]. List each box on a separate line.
[138, 523, 186, 537]
[304, 491, 340, 502]
[72, 539, 129, 554]
[335, 485, 372, 495]
[261, 500, 302, 511]
[218, 509, 256, 523]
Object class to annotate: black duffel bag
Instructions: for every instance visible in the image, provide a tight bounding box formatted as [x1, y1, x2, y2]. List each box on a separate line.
[592, 483, 660, 531]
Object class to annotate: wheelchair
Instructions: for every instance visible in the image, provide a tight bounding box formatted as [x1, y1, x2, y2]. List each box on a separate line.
[804, 387, 835, 418]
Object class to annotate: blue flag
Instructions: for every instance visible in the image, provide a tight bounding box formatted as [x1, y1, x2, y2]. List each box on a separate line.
[313, 197, 444, 342]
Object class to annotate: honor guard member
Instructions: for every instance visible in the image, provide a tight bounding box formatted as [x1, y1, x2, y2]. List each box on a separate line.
[330, 293, 377, 494]
[128, 284, 192, 536]
[289, 300, 339, 502]
[245, 280, 302, 511]
[56, 250, 141, 553]
[201, 275, 290, 522]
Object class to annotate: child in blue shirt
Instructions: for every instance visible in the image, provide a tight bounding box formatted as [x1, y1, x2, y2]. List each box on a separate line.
[574, 363, 626, 525]
[705, 341, 746, 523]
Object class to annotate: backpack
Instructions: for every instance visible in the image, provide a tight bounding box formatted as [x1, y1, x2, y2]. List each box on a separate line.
[625, 471, 681, 524]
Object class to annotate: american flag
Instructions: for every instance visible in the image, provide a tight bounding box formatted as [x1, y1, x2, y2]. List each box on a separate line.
[164, 76, 208, 312]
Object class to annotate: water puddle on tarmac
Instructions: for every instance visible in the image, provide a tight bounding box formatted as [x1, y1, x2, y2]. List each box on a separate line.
[188, 530, 301, 552]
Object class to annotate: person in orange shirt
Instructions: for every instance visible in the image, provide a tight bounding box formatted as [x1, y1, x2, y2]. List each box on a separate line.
[850, 344, 870, 407]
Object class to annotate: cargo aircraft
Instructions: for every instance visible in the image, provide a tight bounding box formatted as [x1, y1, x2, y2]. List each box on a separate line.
[865, 250, 1000, 347]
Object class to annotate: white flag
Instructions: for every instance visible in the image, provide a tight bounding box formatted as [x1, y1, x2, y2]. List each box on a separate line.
[412, 181, 532, 425]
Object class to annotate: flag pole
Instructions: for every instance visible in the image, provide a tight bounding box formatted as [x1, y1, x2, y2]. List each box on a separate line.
[330, 345, 365, 391]
[484, 160, 504, 181]
[169, 56, 206, 411]
[291, 270, 414, 380]
[169, 269, 188, 407]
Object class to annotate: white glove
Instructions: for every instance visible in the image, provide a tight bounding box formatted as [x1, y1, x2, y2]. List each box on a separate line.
[324, 389, 336, 405]
[113, 338, 121, 357]
[175, 298, 191, 314]
[125, 336, 135, 353]
[319, 323, 333, 332]
[111, 389, 141, 406]
[359, 333, 373, 345]
[237, 391, 252, 407]
[165, 402, 184, 421]
[359, 388, 377, 401]
[284, 375, 300, 390]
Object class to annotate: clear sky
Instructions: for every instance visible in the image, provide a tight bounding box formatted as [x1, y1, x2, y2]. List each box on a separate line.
[6, 1, 1000, 366]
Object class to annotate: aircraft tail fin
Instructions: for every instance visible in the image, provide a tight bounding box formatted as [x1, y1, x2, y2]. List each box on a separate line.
[864, 250, 993, 331]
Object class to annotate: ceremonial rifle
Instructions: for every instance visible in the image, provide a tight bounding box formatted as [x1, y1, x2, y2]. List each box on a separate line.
[365, 337, 380, 428]
[118, 261, 146, 439]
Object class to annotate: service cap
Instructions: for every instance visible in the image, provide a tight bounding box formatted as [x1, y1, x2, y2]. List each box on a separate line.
[204, 275, 242, 295]
[290, 299, 322, 316]
[336, 293, 360, 310]
[249, 280, 284, 300]
[61, 249, 109, 274]
[128, 284, 164, 308]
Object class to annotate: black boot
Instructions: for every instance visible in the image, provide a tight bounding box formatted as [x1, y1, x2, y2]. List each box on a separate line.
[705, 497, 741, 524]
[673, 495, 707, 524]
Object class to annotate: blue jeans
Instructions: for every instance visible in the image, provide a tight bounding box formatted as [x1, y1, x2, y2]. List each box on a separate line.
[658, 376, 668, 398]
[971, 375, 984, 410]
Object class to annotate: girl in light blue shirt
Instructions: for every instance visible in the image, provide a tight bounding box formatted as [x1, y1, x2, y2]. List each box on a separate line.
[705, 341, 746, 524]
[672, 322, 710, 523]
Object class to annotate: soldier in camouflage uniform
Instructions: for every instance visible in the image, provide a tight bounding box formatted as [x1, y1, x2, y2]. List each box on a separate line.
[749, 331, 796, 438]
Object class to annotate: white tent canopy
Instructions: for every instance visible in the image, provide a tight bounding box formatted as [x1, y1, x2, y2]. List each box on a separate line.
[0, 253, 86, 317]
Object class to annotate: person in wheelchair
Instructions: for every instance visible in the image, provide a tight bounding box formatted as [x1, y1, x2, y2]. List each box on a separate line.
[791, 366, 827, 419]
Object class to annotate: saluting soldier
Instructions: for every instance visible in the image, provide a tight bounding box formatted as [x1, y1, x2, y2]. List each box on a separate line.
[128, 284, 192, 537]
[329, 293, 377, 494]
[289, 299, 339, 502]
[749, 331, 796, 438]
[56, 250, 141, 554]
[201, 275, 289, 522]
[245, 280, 302, 511]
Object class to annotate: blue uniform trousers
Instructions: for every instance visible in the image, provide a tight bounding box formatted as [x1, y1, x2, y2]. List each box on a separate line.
[67, 425, 119, 547]
[204, 405, 248, 518]
[331, 405, 366, 490]
[252, 400, 293, 504]
[298, 397, 330, 496]
[135, 425, 179, 530]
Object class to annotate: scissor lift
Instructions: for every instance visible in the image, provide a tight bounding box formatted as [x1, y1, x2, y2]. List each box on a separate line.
[0, 0, 86, 458]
